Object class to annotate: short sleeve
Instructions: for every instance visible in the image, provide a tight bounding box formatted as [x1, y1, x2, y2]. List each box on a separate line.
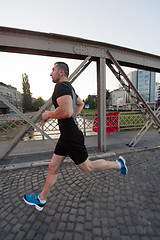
[55, 82, 72, 99]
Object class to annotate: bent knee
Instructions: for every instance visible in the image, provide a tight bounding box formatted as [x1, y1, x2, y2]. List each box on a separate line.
[78, 161, 95, 174]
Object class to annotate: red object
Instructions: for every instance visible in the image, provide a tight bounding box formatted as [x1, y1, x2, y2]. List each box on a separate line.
[93, 112, 119, 133]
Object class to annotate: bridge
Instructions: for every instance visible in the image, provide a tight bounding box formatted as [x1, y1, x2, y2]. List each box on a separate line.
[0, 26, 160, 159]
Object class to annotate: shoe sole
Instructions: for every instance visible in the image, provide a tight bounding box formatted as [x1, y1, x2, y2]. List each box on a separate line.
[23, 197, 44, 211]
[119, 156, 128, 175]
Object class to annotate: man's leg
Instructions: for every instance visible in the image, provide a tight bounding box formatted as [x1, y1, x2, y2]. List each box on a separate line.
[39, 154, 65, 201]
[77, 158, 118, 173]
[23, 154, 65, 211]
[77, 156, 127, 175]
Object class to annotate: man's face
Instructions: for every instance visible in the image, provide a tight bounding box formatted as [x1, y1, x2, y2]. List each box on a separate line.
[50, 65, 61, 83]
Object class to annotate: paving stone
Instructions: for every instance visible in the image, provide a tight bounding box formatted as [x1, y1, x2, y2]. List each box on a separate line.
[33, 232, 43, 240]
[11, 223, 22, 233]
[136, 225, 147, 235]
[55, 231, 64, 239]
[21, 222, 31, 232]
[66, 222, 74, 231]
[75, 222, 84, 233]
[1, 220, 8, 228]
[111, 227, 121, 239]
[128, 226, 137, 235]
[3, 233, 15, 240]
[43, 232, 56, 240]
[63, 231, 73, 240]
[32, 221, 42, 230]
[38, 222, 49, 234]
[14, 230, 26, 240]
[25, 229, 36, 239]
[93, 227, 102, 237]
[73, 232, 84, 240]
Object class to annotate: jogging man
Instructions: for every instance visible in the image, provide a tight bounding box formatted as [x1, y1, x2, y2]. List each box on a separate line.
[23, 62, 127, 211]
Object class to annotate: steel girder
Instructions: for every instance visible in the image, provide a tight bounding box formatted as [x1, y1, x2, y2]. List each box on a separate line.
[0, 26, 160, 154]
[0, 26, 160, 72]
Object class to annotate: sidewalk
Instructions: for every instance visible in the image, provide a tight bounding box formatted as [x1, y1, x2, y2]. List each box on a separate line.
[1, 129, 160, 239]
[1, 146, 160, 239]
[0, 129, 159, 167]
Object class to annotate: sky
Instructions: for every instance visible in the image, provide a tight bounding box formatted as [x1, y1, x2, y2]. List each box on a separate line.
[0, 0, 160, 100]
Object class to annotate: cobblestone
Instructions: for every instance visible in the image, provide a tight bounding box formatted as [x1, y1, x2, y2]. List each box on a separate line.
[1, 147, 160, 239]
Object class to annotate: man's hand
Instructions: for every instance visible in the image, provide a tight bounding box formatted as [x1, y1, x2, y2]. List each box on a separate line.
[42, 111, 49, 122]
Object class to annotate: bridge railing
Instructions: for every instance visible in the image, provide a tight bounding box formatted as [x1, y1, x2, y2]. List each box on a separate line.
[0, 112, 150, 142]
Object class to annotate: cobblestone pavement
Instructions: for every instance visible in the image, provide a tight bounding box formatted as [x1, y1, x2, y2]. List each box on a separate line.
[1, 148, 160, 240]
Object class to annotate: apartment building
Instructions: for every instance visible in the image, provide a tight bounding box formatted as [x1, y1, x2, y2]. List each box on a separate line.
[0, 82, 22, 114]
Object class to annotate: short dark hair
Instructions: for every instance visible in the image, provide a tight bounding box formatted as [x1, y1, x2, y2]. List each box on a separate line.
[54, 62, 69, 77]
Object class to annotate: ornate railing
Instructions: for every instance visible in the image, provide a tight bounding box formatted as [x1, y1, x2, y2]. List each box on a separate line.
[0, 112, 154, 141]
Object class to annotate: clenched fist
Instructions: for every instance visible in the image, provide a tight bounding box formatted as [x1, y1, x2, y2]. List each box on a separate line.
[42, 111, 49, 122]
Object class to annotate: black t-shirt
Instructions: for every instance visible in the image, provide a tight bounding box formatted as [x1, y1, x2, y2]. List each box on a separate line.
[52, 81, 80, 139]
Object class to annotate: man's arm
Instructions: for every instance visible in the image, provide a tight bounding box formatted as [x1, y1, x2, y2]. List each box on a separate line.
[76, 96, 84, 115]
[42, 95, 73, 121]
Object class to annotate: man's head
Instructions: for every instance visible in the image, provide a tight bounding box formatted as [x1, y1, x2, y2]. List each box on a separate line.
[50, 62, 69, 83]
[55, 62, 69, 77]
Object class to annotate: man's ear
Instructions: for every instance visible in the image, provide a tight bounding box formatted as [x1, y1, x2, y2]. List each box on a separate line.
[60, 69, 64, 76]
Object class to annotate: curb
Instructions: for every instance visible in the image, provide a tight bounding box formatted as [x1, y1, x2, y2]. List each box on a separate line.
[0, 144, 160, 172]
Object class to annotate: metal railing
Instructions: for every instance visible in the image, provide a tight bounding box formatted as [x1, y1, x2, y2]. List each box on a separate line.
[119, 113, 147, 130]
[0, 112, 153, 142]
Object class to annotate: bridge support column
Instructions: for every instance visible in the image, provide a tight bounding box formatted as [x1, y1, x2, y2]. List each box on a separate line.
[97, 58, 106, 152]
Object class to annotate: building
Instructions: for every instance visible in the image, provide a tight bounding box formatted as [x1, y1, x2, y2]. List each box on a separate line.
[127, 70, 156, 105]
[156, 82, 160, 107]
[0, 82, 22, 114]
[109, 70, 156, 110]
[109, 87, 127, 109]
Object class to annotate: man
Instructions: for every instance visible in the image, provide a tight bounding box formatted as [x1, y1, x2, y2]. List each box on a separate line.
[23, 62, 127, 211]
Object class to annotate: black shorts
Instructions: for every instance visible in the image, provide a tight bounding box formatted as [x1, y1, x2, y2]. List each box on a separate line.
[54, 131, 88, 165]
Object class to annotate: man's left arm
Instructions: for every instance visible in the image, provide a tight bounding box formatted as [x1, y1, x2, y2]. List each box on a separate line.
[76, 96, 84, 115]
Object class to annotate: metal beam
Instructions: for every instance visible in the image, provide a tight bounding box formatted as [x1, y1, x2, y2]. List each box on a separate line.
[107, 50, 160, 128]
[69, 56, 92, 83]
[0, 95, 54, 142]
[0, 26, 160, 72]
[97, 58, 106, 152]
[0, 97, 53, 160]
[128, 107, 160, 147]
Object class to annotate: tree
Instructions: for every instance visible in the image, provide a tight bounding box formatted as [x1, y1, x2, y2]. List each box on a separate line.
[106, 89, 110, 101]
[84, 90, 110, 109]
[106, 89, 110, 106]
[84, 95, 97, 109]
[22, 73, 33, 112]
[32, 97, 45, 111]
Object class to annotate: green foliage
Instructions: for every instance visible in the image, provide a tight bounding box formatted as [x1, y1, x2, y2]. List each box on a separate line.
[84, 95, 97, 109]
[22, 74, 45, 112]
[22, 73, 33, 112]
[84, 90, 110, 109]
[106, 89, 110, 101]
[32, 97, 45, 111]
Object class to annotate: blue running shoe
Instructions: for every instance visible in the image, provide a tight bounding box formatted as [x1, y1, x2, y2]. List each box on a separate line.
[23, 193, 46, 211]
[116, 156, 128, 175]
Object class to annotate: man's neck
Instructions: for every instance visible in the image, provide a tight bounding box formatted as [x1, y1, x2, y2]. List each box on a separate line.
[59, 76, 68, 83]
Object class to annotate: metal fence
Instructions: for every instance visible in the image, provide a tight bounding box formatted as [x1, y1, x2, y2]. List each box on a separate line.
[0, 112, 151, 142]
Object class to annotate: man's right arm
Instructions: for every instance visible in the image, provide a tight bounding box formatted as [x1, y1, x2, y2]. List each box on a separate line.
[42, 95, 73, 121]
